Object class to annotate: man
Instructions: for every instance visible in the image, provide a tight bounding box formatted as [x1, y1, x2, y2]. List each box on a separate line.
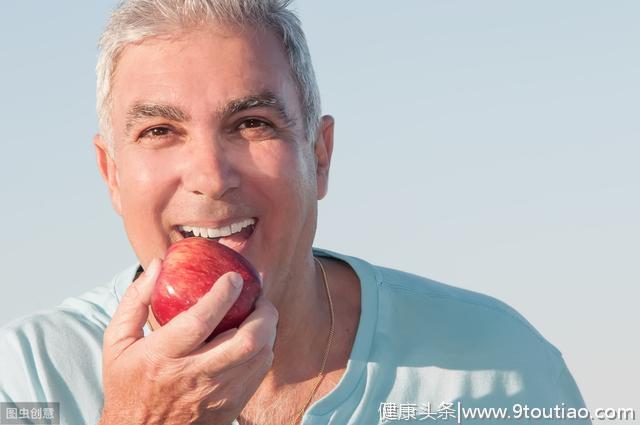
[0, 0, 589, 424]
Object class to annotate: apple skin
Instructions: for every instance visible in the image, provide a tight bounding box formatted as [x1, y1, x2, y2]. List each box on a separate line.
[150, 237, 261, 340]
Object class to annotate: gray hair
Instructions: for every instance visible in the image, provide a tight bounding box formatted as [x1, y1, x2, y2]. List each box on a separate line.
[96, 0, 321, 153]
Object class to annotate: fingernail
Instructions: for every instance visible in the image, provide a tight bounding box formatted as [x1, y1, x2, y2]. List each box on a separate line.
[229, 273, 243, 289]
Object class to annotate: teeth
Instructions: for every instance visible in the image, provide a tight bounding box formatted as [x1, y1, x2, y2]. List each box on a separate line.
[209, 226, 231, 238]
[179, 218, 255, 239]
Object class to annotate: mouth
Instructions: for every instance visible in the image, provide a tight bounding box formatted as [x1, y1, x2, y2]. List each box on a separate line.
[175, 218, 257, 252]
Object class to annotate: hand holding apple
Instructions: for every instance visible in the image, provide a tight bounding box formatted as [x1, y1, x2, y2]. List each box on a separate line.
[100, 255, 278, 425]
[151, 237, 262, 340]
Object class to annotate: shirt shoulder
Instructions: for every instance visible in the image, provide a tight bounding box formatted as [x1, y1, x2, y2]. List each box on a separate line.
[368, 265, 587, 417]
[373, 265, 563, 370]
[373, 266, 590, 406]
[0, 264, 139, 424]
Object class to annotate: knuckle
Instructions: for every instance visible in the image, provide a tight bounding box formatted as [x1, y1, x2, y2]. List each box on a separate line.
[124, 281, 144, 303]
[141, 343, 186, 379]
[236, 335, 262, 359]
[266, 303, 279, 323]
[181, 311, 214, 338]
[251, 346, 274, 377]
[261, 346, 275, 367]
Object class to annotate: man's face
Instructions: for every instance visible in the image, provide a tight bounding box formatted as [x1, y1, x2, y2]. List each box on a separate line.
[95, 25, 333, 289]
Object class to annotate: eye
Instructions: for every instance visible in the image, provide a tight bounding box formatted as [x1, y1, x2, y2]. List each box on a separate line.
[140, 126, 172, 139]
[238, 119, 270, 130]
[235, 118, 276, 141]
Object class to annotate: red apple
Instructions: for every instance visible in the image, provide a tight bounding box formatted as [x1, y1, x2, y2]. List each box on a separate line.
[150, 237, 261, 340]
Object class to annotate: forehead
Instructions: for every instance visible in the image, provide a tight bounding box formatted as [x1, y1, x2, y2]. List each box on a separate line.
[110, 25, 300, 129]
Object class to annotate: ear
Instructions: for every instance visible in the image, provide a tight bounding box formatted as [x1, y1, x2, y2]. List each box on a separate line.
[94, 134, 122, 216]
[314, 115, 335, 200]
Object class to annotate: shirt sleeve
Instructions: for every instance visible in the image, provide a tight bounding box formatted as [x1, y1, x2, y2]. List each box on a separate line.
[554, 363, 592, 424]
[0, 324, 46, 403]
[0, 311, 106, 425]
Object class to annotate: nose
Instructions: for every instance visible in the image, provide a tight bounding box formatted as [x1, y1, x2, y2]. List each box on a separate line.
[181, 138, 241, 200]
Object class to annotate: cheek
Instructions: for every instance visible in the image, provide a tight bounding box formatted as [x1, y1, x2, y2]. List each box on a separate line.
[245, 143, 317, 239]
[259, 139, 314, 181]
[117, 151, 179, 222]
[116, 150, 182, 263]
[246, 142, 315, 199]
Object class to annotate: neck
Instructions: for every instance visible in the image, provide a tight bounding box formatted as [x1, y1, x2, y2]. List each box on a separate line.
[262, 253, 333, 387]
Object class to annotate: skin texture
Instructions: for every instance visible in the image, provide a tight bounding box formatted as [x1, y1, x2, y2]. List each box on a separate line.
[94, 25, 361, 425]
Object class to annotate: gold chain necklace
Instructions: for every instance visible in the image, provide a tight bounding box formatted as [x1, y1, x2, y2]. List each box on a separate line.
[287, 256, 335, 425]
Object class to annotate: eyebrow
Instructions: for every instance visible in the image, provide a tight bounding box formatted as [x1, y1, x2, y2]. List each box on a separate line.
[125, 103, 191, 135]
[124, 91, 296, 136]
[218, 91, 295, 126]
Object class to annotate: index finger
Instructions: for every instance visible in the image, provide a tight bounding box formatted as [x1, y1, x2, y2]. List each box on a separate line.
[143, 271, 245, 358]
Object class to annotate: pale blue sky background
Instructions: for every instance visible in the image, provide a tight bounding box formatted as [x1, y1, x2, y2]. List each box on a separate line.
[1, 0, 638, 417]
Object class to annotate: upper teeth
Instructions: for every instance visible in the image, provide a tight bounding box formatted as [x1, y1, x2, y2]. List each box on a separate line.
[179, 218, 255, 238]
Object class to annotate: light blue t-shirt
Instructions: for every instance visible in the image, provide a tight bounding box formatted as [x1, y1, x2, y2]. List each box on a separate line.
[0, 248, 590, 424]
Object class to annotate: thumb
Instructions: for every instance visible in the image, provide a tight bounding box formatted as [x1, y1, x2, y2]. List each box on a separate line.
[104, 258, 162, 355]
